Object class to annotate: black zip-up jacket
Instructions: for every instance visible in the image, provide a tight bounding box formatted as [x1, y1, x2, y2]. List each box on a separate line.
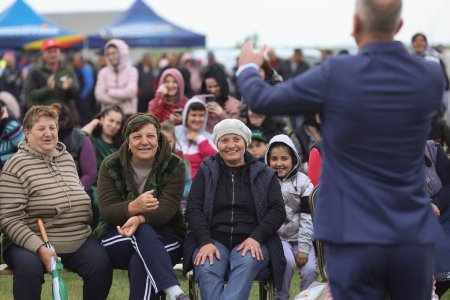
[209, 162, 258, 248]
[183, 152, 286, 290]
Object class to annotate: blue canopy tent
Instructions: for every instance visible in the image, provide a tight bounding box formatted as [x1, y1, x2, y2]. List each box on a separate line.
[0, 0, 85, 50]
[87, 0, 205, 48]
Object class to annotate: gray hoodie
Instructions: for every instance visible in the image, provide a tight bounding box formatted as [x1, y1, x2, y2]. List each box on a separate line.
[265, 134, 314, 254]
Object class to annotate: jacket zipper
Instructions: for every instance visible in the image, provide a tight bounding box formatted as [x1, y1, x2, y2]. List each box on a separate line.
[229, 171, 235, 247]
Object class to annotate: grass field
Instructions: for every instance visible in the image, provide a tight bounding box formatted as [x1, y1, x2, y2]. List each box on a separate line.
[1, 269, 450, 299]
[0, 269, 301, 299]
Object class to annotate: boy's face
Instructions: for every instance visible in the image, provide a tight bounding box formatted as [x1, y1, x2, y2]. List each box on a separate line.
[187, 109, 205, 131]
[248, 140, 268, 159]
[269, 146, 294, 178]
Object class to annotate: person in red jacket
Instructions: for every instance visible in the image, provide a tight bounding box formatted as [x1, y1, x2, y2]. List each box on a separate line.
[148, 68, 188, 125]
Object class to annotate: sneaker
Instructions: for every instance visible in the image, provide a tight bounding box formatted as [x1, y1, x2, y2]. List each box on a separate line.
[175, 293, 190, 300]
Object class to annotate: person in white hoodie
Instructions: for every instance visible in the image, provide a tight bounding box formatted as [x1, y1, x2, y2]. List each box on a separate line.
[175, 97, 217, 179]
[265, 134, 317, 299]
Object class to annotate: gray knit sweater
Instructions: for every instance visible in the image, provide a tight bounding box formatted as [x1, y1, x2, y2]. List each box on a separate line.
[0, 141, 92, 254]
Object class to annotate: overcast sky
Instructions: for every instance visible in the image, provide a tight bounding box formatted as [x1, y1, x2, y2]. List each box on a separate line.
[1, 0, 449, 49]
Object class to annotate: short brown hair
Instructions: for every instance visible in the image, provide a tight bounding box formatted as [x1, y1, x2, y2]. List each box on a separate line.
[23, 105, 58, 132]
[49, 103, 73, 131]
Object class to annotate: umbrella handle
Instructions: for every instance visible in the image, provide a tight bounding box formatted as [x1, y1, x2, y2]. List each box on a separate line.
[37, 218, 49, 243]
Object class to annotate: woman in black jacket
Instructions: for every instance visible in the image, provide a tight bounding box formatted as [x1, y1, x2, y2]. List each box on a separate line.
[183, 119, 286, 300]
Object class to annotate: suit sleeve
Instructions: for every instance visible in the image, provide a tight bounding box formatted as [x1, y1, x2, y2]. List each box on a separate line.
[237, 61, 330, 115]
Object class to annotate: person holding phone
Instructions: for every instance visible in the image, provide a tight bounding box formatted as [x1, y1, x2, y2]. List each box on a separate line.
[149, 68, 188, 125]
[201, 66, 241, 133]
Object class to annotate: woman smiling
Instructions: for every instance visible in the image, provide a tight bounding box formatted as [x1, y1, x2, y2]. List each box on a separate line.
[175, 97, 217, 179]
[0, 105, 112, 299]
[148, 68, 188, 125]
[183, 119, 286, 300]
[95, 113, 189, 300]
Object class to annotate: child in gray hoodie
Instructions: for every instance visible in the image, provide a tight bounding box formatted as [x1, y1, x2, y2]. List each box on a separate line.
[265, 134, 317, 299]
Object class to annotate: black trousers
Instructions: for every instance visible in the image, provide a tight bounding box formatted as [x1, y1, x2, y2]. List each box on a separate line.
[101, 224, 182, 300]
[4, 236, 113, 300]
[325, 243, 434, 300]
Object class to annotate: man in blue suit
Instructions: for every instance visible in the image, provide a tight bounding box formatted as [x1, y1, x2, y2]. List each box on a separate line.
[236, 0, 445, 299]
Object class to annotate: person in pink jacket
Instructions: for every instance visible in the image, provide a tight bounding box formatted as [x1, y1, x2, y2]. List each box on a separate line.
[201, 66, 241, 133]
[175, 97, 217, 179]
[148, 68, 188, 125]
[95, 39, 138, 116]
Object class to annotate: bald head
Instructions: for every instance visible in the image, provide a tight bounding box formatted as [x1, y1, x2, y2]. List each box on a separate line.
[356, 0, 402, 36]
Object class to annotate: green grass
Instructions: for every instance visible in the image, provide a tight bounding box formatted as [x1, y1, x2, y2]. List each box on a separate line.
[1, 270, 449, 299]
[0, 269, 301, 299]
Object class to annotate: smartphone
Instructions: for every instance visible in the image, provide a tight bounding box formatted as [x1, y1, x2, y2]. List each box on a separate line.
[173, 108, 183, 115]
[205, 94, 215, 103]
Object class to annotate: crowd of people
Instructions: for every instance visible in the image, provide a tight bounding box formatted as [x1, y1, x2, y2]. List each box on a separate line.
[1, 0, 450, 299]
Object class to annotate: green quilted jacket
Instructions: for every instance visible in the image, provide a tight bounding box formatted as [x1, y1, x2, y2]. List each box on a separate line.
[94, 133, 186, 244]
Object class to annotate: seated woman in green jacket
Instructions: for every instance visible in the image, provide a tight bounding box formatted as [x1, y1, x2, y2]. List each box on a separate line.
[95, 113, 189, 300]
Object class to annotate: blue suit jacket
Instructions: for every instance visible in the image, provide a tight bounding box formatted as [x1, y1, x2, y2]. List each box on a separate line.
[238, 41, 445, 244]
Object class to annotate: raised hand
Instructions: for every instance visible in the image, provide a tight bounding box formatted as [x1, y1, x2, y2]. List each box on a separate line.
[238, 41, 267, 68]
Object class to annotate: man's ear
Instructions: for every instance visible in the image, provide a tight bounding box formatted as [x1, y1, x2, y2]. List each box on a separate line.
[351, 14, 361, 38]
[395, 18, 404, 35]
